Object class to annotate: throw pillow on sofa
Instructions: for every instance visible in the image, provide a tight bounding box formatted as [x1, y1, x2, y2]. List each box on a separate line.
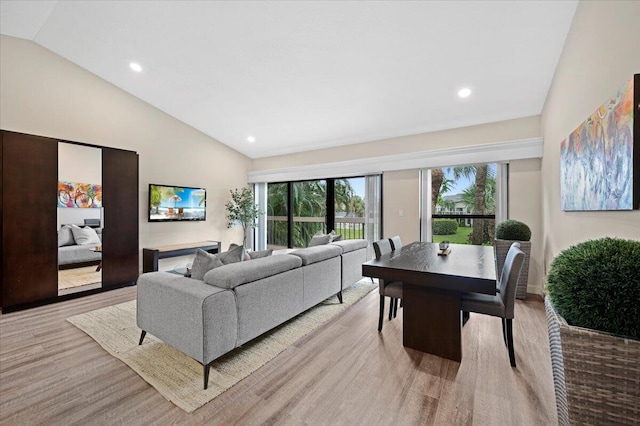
[191, 249, 224, 280]
[226, 244, 248, 263]
[70, 225, 101, 245]
[248, 249, 273, 259]
[308, 232, 331, 247]
[58, 225, 75, 247]
[308, 230, 343, 247]
[329, 229, 344, 242]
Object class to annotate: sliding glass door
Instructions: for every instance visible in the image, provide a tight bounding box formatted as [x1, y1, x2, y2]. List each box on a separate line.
[292, 180, 327, 248]
[264, 175, 381, 250]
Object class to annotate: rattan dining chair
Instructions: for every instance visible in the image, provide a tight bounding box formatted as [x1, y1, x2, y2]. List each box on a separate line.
[373, 239, 403, 332]
[461, 242, 524, 367]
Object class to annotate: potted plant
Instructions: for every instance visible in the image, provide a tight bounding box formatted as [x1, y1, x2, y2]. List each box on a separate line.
[545, 237, 640, 426]
[225, 186, 263, 247]
[495, 219, 531, 299]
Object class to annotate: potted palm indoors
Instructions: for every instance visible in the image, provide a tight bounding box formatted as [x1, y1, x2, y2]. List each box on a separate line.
[545, 237, 640, 426]
[495, 219, 531, 299]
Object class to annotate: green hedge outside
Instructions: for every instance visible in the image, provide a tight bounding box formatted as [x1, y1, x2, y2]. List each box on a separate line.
[433, 219, 458, 235]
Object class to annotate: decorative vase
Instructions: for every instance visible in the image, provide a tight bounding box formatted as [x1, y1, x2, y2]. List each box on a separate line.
[494, 239, 531, 299]
[545, 298, 640, 426]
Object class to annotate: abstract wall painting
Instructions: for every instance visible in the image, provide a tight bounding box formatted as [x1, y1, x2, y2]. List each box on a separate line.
[560, 74, 639, 211]
[58, 181, 102, 208]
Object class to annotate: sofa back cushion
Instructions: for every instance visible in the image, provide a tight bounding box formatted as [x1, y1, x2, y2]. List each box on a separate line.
[290, 244, 343, 266]
[203, 254, 302, 289]
[331, 239, 368, 254]
[58, 225, 75, 247]
[70, 225, 101, 245]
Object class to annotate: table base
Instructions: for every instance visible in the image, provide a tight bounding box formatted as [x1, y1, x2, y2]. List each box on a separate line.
[403, 283, 462, 362]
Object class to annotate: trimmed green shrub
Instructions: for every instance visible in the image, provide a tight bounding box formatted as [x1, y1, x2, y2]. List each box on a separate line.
[496, 219, 531, 241]
[546, 237, 640, 339]
[433, 219, 458, 235]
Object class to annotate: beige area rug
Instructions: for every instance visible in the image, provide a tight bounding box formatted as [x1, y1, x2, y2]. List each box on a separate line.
[58, 266, 101, 289]
[67, 279, 376, 413]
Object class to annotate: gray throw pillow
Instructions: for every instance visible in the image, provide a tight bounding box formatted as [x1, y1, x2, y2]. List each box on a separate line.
[248, 249, 273, 260]
[70, 225, 101, 245]
[219, 244, 246, 264]
[191, 249, 224, 280]
[329, 230, 343, 242]
[308, 233, 331, 247]
[58, 225, 75, 247]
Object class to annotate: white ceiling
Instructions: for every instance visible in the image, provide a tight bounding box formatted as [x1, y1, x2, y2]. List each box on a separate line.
[1, 1, 577, 159]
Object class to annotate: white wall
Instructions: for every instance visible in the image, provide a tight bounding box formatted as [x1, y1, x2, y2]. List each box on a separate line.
[540, 1, 640, 275]
[252, 116, 544, 293]
[1, 35, 252, 271]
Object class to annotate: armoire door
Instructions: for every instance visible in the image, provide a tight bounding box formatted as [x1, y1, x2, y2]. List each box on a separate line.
[102, 147, 139, 288]
[2, 131, 58, 308]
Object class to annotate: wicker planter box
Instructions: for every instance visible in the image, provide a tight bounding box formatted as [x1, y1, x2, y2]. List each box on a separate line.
[545, 298, 640, 426]
[494, 239, 530, 299]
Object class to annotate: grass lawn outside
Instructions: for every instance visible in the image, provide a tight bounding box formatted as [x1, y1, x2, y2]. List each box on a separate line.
[432, 226, 472, 244]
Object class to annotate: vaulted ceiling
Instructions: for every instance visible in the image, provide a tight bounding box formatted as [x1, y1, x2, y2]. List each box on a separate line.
[1, 1, 577, 158]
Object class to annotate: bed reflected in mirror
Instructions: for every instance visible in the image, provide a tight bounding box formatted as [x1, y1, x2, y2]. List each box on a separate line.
[57, 142, 103, 296]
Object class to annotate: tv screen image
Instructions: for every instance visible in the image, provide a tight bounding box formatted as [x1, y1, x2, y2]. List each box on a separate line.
[149, 184, 206, 222]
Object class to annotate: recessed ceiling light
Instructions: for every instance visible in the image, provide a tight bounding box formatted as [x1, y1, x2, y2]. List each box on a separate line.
[129, 62, 143, 73]
[247, 136, 256, 143]
[458, 88, 472, 98]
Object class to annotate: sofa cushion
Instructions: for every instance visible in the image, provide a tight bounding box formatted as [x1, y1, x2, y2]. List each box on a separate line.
[308, 233, 331, 247]
[58, 225, 75, 247]
[290, 244, 343, 266]
[248, 249, 273, 260]
[191, 249, 224, 280]
[329, 229, 343, 242]
[331, 239, 368, 253]
[203, 254, 302, 289]
[219, 244, 245, 264]
[70, 225, 101, 245]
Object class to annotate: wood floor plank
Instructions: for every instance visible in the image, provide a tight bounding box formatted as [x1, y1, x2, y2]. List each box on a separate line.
[0, 286, 558, 425]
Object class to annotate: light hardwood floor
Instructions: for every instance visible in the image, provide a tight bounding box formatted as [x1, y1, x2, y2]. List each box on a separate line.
[0, 286, 557, 425]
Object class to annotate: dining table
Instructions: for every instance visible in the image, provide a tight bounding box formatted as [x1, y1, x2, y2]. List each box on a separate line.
[362, 241, 496, 362]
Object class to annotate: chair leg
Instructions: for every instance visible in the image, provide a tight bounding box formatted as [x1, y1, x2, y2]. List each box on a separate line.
[502, 318, 508, 347]
[138, 330, 146, 345]
[393, 298, 398, 318]
[204, 362, 211, 390]
[388, 298, 394, 320]
[506, 319, 516, 367]
[337, 291, 343, 304]
[378, 295, 385, 332]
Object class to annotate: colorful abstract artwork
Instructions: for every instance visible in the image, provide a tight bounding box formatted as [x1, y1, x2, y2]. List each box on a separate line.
[58, 181, 102, 208]
[560, 76, 637, 211]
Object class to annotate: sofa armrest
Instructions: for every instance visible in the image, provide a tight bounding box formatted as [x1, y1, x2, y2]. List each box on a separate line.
[137, 272, 238, 364]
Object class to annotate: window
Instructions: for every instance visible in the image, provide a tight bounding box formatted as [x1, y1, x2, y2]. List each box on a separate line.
[260, 175, 381, 250]
[428, 164, 501, 245]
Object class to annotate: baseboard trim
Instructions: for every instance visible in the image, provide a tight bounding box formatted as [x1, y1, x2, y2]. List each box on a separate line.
[525, 292, 544, 302]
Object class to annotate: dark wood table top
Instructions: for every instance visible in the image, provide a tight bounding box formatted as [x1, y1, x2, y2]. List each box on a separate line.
[362, 241, 497, 295]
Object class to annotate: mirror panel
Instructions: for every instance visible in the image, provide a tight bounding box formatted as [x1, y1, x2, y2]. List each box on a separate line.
[57, 142, 103, 295]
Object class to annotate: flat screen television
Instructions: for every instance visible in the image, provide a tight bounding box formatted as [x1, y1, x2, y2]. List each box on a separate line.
[148, 184, 206, 222]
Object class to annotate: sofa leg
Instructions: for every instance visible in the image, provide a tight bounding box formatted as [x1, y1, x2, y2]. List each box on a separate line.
[204, 362, 211, 390]
[378, 295, 385, 332]
[138, 330, 146, 345]
[337, 291, 343, 304]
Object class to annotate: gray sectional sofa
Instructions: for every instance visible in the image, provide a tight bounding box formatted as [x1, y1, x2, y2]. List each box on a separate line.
[137, 239, 368, 389]
[58, 227, 102, 269]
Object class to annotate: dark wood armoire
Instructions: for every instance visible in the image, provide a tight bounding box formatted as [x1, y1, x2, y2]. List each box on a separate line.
[1, 130, 139, 311]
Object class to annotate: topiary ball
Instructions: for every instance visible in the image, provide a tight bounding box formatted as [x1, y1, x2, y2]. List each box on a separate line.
[496, 219, 531, 241]
[546, 237, 640, 339]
